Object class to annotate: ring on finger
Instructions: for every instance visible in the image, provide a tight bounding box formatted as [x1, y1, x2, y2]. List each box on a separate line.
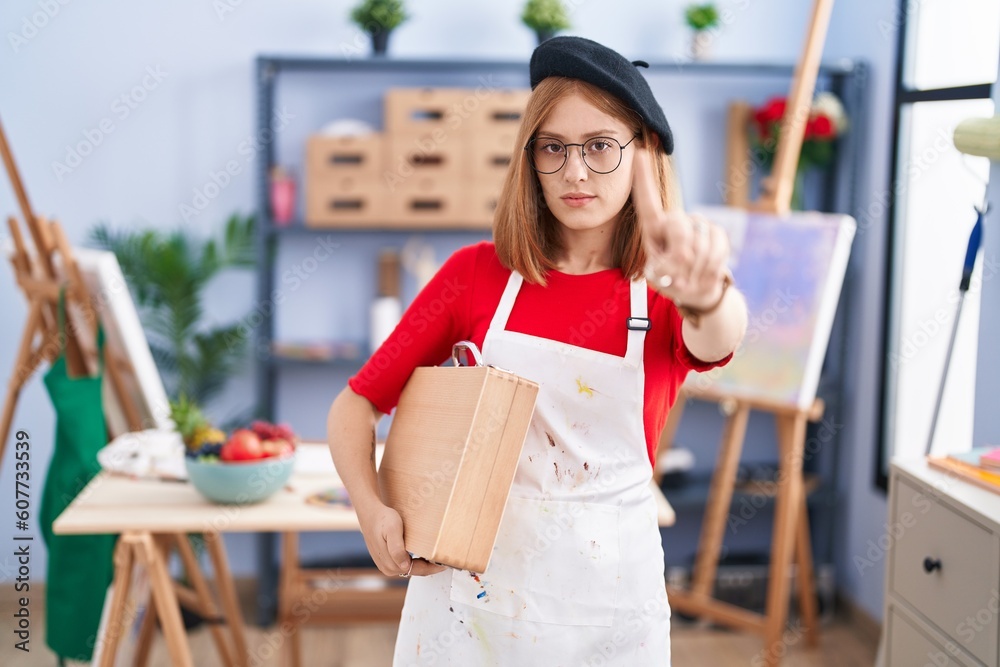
[693, 218, 708, 237]
[398, 560, 414, 578]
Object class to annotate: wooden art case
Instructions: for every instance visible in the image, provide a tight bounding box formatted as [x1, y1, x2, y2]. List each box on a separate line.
[378, 342, 539, 573]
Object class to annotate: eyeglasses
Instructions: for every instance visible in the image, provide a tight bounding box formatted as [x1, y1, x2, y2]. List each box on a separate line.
[525, 135, 638, 174]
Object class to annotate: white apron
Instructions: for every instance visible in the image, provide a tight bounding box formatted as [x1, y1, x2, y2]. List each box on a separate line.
[393, 270, 671, 667]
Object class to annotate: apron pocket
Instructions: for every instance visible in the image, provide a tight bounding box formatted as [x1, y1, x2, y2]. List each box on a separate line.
[449, 496, 621, 627]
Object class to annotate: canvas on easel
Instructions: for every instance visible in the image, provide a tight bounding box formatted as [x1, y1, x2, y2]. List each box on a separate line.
[685, 206, 856, 409]
[55, 247, 173, 438]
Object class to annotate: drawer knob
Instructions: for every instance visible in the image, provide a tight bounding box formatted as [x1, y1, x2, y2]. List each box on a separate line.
[923, 557, 942, 573]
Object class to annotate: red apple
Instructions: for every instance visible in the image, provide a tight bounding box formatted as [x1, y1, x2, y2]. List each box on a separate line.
[260, 438, 294, 459]
[221, 429, 264, 462]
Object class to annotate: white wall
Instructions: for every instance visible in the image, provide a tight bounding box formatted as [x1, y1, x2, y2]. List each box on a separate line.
[0, 0, 898, 624]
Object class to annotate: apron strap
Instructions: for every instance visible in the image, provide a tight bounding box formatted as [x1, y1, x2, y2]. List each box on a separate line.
[489, 270, 523, 333]
[624, 278, 648, 368]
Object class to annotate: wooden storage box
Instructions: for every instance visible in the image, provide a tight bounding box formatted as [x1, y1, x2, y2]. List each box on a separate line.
[385, 175, 467, 227]
[385, 88, 474, 136]
[379, 356, 539, 573]
[305, 173, 385, 226]
[472, 88, 531, 132]
[306, 134, 383, 176]
[305, 135, 386, 226]
[386, 131, 466, 180]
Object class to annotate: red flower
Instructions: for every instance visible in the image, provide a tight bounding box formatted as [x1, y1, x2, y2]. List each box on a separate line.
[754, 97, 786, 128]
[810, 114, 834, 139]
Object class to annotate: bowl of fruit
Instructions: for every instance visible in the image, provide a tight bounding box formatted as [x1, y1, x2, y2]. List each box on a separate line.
[172, 398, 298, 504]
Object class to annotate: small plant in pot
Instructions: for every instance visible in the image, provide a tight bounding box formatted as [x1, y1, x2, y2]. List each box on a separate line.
[521, 0, 570, 46]
[684, 3, 721, 61]
[350, 0, 409, 56]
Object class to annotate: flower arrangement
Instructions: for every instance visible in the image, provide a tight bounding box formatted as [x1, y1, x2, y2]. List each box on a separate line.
[751, 92, 848, 171]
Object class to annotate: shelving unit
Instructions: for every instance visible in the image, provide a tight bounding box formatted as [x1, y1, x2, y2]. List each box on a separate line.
[251, 54, 868, 625]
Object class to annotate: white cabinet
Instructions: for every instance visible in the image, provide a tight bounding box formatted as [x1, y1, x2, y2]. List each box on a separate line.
[885, 459, 1000, 666]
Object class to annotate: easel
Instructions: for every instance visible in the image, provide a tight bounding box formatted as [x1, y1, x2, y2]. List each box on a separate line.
[0, 113, 144, 463]
[657, 1, 837, 665]
[2, 115, 246, 665]
[95, 531, 248, 667]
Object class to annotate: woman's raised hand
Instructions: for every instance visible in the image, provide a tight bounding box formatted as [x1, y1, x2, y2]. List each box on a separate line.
[631, 138, 731, 310]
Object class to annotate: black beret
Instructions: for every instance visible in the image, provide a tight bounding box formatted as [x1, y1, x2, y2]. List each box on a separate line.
[529, 36, 673, 155]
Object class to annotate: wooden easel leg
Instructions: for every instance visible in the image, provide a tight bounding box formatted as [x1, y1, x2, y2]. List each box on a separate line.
[135, 532, 194, 667]
[280, 531, 302, 667]
[0, 301, 44, 458]
[204, 531, 250, 667]
[795, 495, 820, 647]
[724, 101, 753, 208]
[46, 217, 94, 378]
[690, 404, 751, 600]
[761, 412, 808, 667]
[171, 533, 235, 667]
[97, 535, 137, 667]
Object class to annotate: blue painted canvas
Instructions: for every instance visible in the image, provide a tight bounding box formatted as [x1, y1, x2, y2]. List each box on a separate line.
[684, 206, 857, 409]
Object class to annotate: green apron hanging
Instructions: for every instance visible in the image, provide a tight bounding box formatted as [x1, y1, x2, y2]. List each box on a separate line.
[40, 288, 116, 662]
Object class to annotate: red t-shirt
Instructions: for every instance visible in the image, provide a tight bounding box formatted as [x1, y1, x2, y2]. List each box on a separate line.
[348, 241, 732, 467]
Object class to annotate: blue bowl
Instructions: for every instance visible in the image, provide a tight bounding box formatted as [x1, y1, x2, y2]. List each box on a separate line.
[185, 454, 295, 504]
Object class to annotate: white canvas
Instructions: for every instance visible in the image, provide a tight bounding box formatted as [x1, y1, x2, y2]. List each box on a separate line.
[59, 248, 173, 436]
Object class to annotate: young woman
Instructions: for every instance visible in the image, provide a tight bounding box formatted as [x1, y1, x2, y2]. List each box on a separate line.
[327, 36, 748, 666]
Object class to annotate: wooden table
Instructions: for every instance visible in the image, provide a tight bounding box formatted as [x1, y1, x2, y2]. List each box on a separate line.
[54, 444, 676, 667]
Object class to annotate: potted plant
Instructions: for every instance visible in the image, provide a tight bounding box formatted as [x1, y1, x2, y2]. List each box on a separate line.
[350, 0, 409, 56]
[521, 0, 570, 46]
[684, 3, 720, 61]
[89, 213, 257, 411]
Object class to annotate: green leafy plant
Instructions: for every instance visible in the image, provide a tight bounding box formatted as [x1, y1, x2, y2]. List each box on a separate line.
[521, 0, 571, 32]
[684, 3, 720, 31]
[350, 0, 409, 32]
[89, 213, 256, 407]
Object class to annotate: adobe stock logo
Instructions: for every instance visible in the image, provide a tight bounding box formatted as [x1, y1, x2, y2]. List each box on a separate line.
[7, 0, 73, 53]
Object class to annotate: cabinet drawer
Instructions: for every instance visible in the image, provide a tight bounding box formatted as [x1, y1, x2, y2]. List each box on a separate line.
[890, 479, 1000, 666]
[887, 606, 974, 667]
